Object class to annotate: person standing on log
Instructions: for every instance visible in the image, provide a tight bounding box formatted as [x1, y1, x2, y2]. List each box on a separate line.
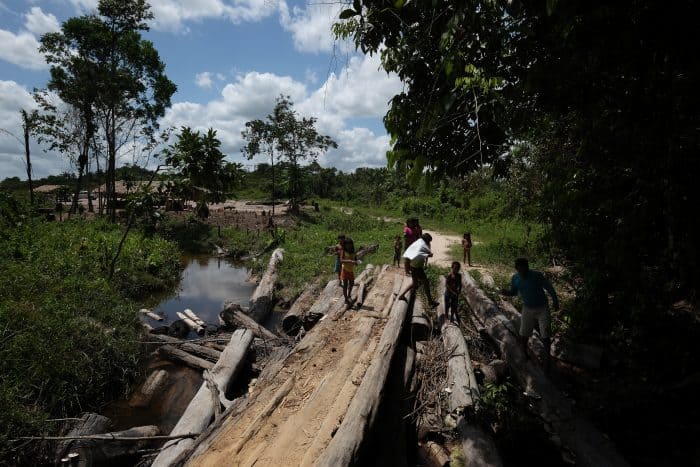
[340, 238, 359, 305]
[397, 233, 439, 308]
[462, 232, 473, 267]
[500, 257, 559, 360]
[334, 234, 345, 286]
[445, 261, 462, 323]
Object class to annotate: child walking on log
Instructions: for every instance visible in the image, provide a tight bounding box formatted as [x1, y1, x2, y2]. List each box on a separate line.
[397, 233, 439, 308]
[445, 261, 462, 323]
[340, 238, 359, 305]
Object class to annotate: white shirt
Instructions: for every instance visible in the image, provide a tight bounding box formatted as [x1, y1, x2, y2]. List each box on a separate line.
[403, 238, 432, 267]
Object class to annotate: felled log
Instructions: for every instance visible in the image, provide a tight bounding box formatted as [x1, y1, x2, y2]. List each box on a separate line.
[315, 282, 410, 467]
[437, 277, 502, 467]
[158, 345, 214, 371]
[55, 413, 110, 464]
[419, 440, 451, 467]
[461, 272, 629, 467]
[130, 369, 169, 408]
[58, 425, 160, 466]
[176, 312, 205, 336]
[147, 334, 222, 362]
[281, 283, 320, 335]
[220, 302, 279, 341]
[411, 297, 431, 342]
[152, 328, 254, 467]
[247, 248, 283, 323]
[352, 264, 376, 309]
[356, 242, 379, 259]
[139, 308, 163, 321]
[183, 308, 206, 327]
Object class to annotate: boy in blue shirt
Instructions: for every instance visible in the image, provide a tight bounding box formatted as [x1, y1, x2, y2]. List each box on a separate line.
[501, 258, 559, 359]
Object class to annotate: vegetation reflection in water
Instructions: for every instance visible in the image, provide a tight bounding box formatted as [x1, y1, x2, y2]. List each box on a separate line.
[153, 255, 256, 332]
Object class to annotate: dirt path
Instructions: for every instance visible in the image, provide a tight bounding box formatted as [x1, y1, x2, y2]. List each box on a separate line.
[427, 230, 462, 268]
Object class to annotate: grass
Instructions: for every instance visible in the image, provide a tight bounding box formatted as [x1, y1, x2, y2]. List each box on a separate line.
[0, 217, 180, 462]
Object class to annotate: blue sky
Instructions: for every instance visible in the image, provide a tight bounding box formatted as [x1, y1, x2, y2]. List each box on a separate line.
[0, 0, 402, 179]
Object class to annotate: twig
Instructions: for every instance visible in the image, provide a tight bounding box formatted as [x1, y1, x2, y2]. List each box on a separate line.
[15, 433, 199, 442]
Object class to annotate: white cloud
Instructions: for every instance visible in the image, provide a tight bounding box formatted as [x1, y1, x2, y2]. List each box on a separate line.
[149, 0, 277, 32]
[24, 7, 60, 36]
[279, 1, 344, 53]
[0, 29, 45, 70]
[195, 72, 214, 89]
[161, 54, 401, 172]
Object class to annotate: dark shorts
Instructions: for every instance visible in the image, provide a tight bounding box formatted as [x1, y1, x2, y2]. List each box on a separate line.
[444, 292, 458, 311]
[393, 250, 401, 261]
[411, 266, 428, 283]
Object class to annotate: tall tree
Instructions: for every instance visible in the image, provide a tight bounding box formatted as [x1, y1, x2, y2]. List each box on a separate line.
[164, 127, 239, 217]
[243, 96, 337, 214]
[39, 0, 176, 222]
[0, 110, 39, 206]
[242, 110, 282, 217]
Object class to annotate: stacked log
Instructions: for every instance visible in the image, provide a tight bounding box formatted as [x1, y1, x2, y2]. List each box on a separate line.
[58, 425, 160, 466]
[460, 272, 629, 467]
[175, 311, 205, 336]
[151, 329, 254, 467]
[247, 248, 283, 323]
[411, 297, 431, 341]
[281, 283, 321, 335]
[220, 302, 279, 341]
[436, 277, 502, 467]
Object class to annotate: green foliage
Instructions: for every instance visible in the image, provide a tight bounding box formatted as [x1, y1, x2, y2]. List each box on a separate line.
[0, 218, 179, 461]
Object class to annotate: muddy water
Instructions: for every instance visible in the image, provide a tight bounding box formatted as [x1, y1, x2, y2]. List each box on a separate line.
[150, 254, 257, 334]
[105, 255, 257, 433]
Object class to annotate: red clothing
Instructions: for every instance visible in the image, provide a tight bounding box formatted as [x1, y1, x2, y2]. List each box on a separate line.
[403, 226, 418, 248]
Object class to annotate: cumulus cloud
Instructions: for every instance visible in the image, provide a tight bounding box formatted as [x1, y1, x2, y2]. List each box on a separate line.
[24, 7, 60, 36]
[279, 1, 342, 53]
[0, 6, 60, 70]
[195, 72, 214, 89]
[161, 54, 401, 171]
[149, 0, 277, 32]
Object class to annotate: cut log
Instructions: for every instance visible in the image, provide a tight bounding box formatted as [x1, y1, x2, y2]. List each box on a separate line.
[146, 334, 221, 361]
[183, 308, 206, 327]
[437, 277, 502, 467]
[247, 248, 283, 323]
[411, 297, 432, 341]
[352, 264, 376, 309]
[152, 328, 254, 467]
[304, 279, 345, 324]
[356, 242, 379, 259]
[315, 283, 410, 467]
[220, 302, 279, 341]
[55, 413, 110, 464]
[420, 440, 451, 467]
[130, 369, 169, 408]
[158, 345, 214, 371]
[281, 282, 320, 335]
[58, 425, 160, 467]
[140, 308, 164, 321]
[461, 272, 629, 467]
[176, 312, 205, 336]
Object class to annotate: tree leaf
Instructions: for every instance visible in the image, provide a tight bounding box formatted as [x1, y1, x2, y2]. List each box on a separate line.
[339, 8, 358, 19]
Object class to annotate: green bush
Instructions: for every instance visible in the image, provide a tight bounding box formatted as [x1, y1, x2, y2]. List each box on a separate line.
[0, 218, 179, 461]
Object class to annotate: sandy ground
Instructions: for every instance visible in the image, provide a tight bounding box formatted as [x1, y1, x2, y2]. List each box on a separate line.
[426, 230, 462, 268]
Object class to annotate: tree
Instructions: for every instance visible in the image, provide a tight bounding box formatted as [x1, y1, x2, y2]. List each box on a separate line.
[243, 96, 337, 214]
[164, 127, 239, 217]
[0, 110, 39, 206]
[39, 0, 176, 222]
[337, 1, 700, 334]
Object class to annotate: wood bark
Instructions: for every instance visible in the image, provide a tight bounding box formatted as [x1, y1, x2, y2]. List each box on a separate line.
[356, 242, 379, 259]
[460, 272, 629, 467]
[58, 426, 160, 466]
[140, 308, 164, 321]
[158, 345, 214, 371]
[281, 283, 320, 335]
[351, 264, 376, 308]
[183, 308, 206, 327]
[437, 277, 502, 467]
[315, 283, 410, 467]
[247, 248, 283, 323]
[152, 329, 254, 467]
[420, 440, 451, 467]
[55, 413, 110, 464]
[147, 334, 221, 362]
[130, 369, 169, 408]
[411, 297, 432, 342]
[176, 312, 205, 336]
[220, 302, 279, 341]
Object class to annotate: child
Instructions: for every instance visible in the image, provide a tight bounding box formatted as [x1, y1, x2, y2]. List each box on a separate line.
[462, 232, 473, 267]
[445, 261, 462, 322]
[397, 233, 439, 307]
[403, 219, 416, 275]
[334, 234, 345, 286]
[393, 235, 402, 267]
[340, 238, 359, 305]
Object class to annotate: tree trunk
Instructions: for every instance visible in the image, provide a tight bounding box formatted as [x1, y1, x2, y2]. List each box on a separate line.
[55, 413, 110, 464]
[356, 242, 379, 259]
[130, 369, 169, 408]
[247, 248, 283, 323]
[58, 425, 159, 467]
[281, 282, 320, 335]
[23, 121, 34, 206]
[158, 344, 214, 371]
[147, 333, 222, 362]
[411, 297, 432, 342]
[221, 302, 279, 341]
[460, 272, 629, 467]
[183, 308, 206, 327]
[315, 283, 411, 467]
[151, 329, 254, 467]
[176, 312, 205, 336]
